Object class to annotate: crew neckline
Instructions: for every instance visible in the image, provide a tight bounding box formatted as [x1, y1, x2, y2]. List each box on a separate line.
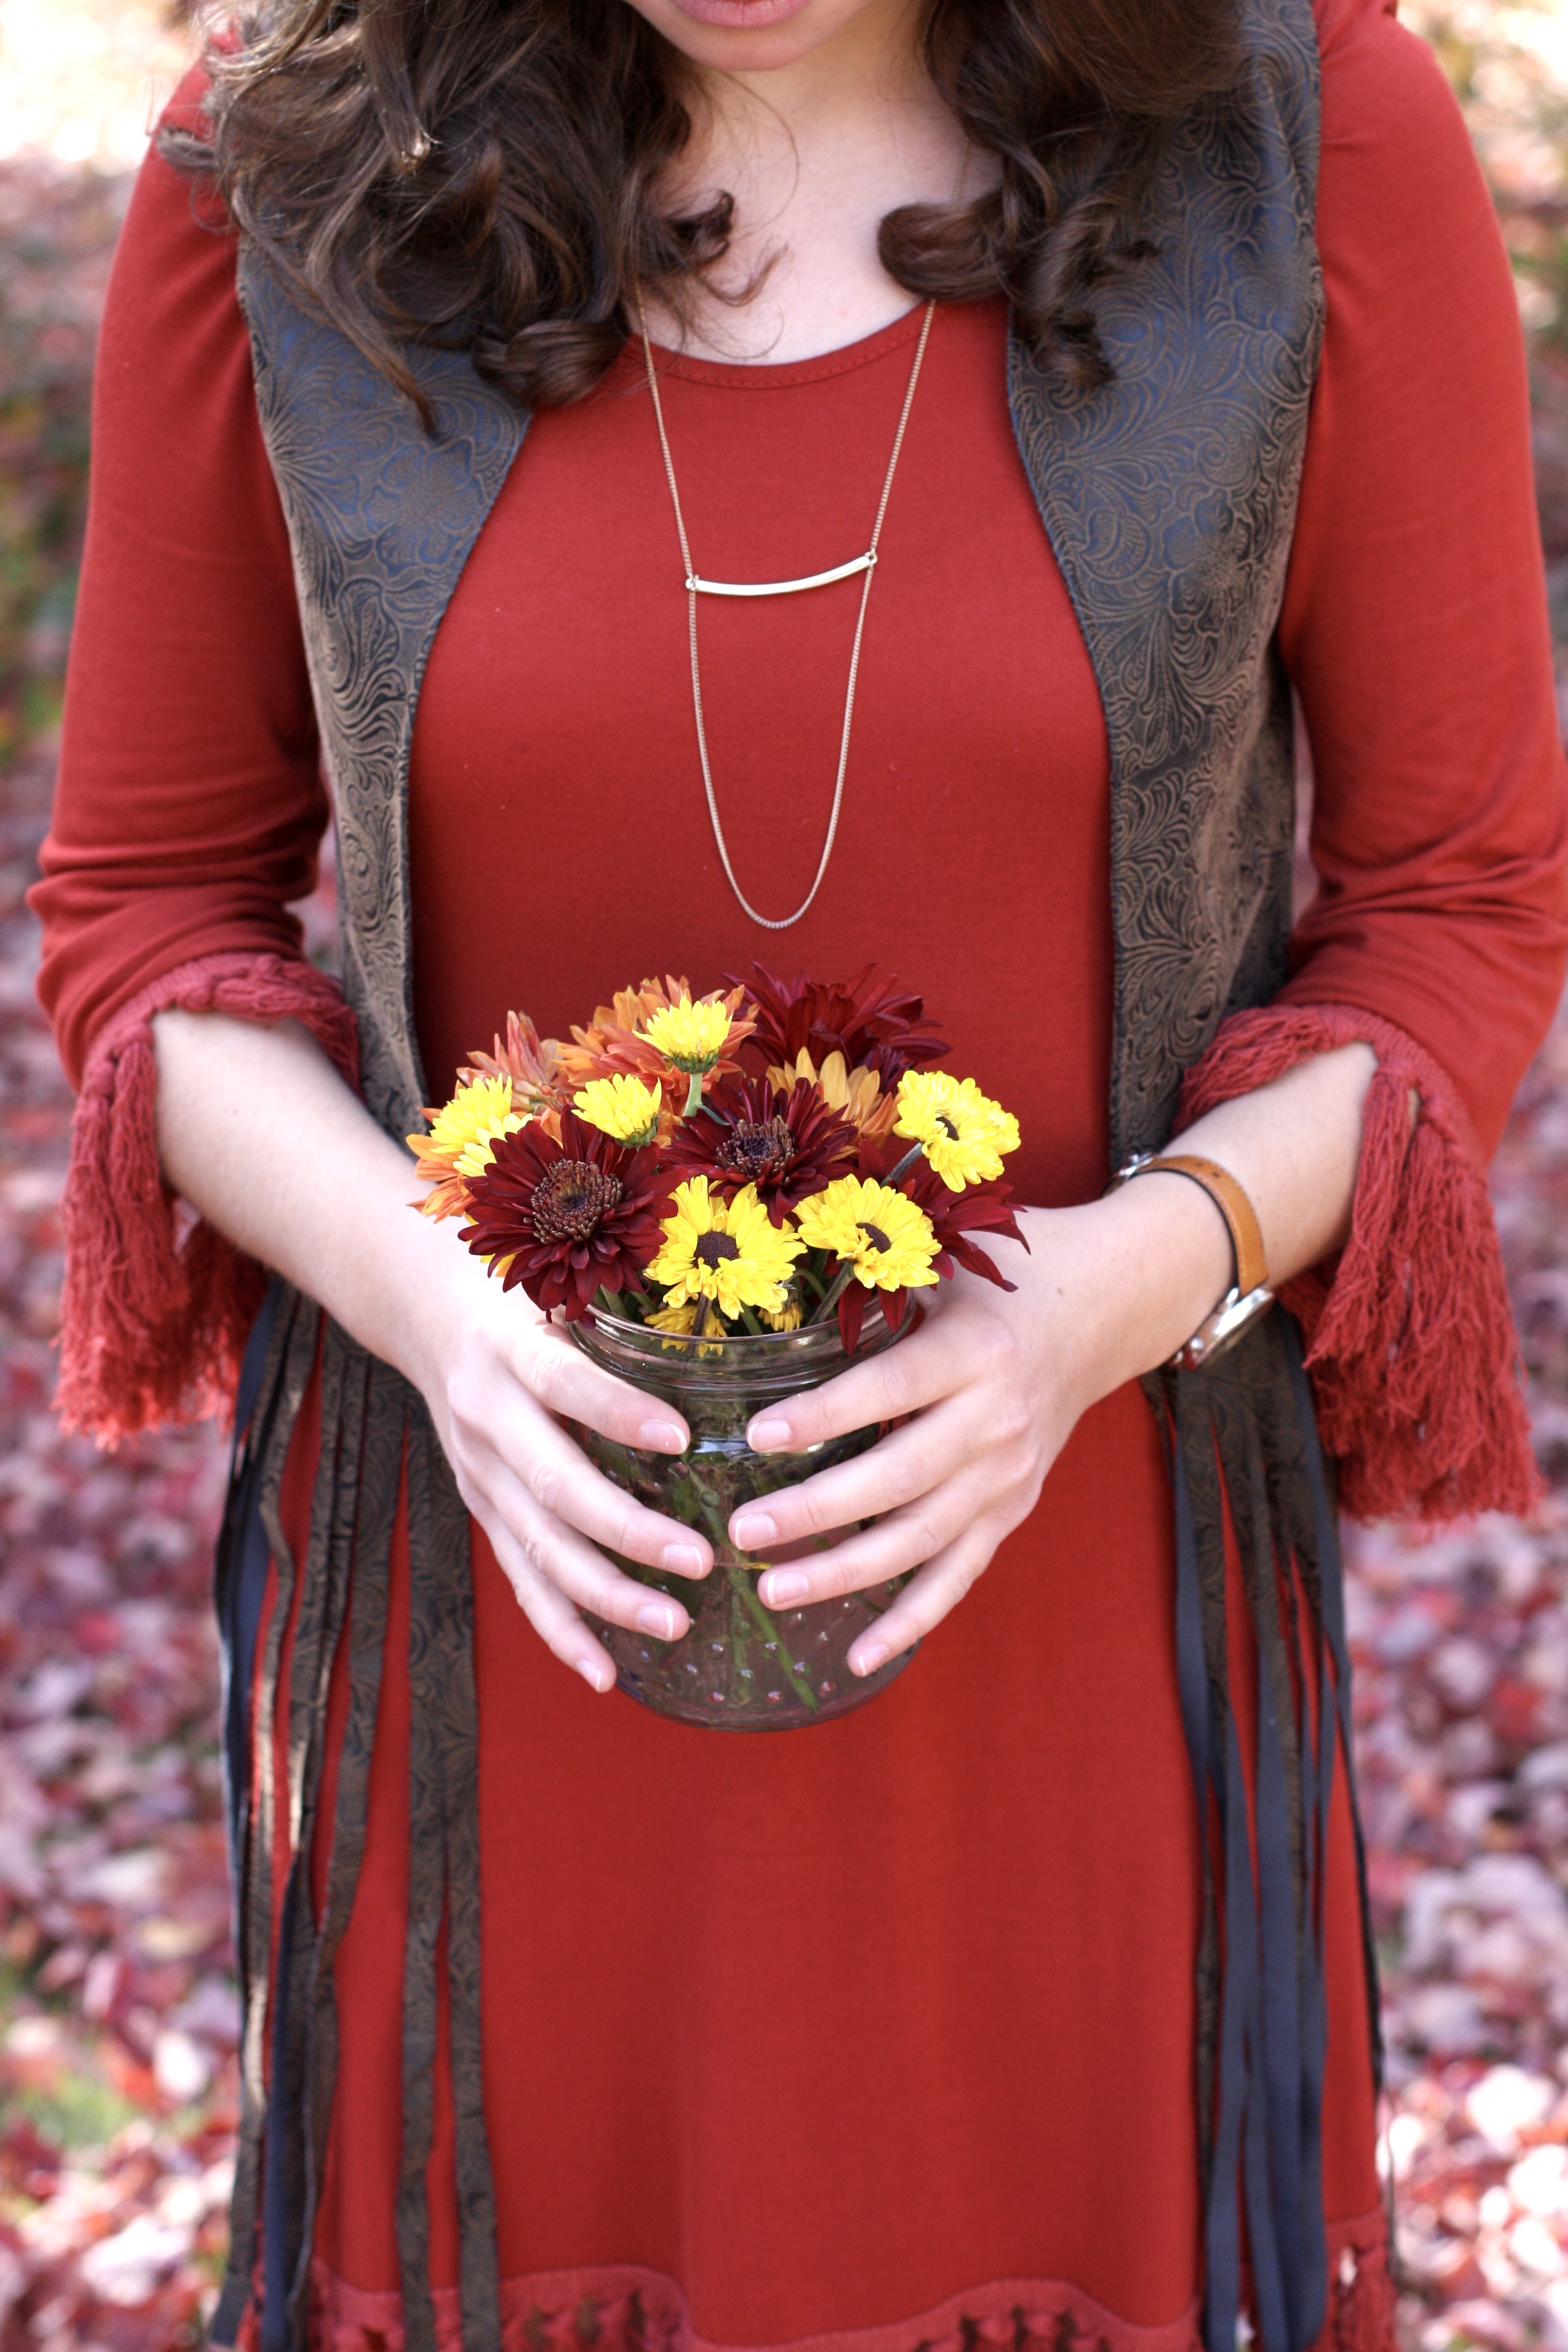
[640, 298, 935, 390]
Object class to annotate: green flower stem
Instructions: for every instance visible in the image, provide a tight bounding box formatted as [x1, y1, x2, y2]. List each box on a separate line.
[725, 1566, 818, 1710]
[884, 1140, 927, 1187]
[682, 1070, 705, 1117]
[675, 1468, 821, 1712]
[807, 1262, 856, 1328]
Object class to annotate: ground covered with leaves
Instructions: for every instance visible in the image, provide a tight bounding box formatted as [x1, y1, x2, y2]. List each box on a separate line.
[7, 17, 1568, 2349]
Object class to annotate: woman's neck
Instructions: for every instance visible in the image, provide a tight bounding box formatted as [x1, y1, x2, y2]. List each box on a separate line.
[641, 0, 975, 363]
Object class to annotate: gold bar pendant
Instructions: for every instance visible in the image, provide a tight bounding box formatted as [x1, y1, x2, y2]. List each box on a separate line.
[687, 551, 876, 599]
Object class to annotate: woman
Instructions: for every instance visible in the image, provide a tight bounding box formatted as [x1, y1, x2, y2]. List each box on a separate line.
[31, 0, 1568, 2342]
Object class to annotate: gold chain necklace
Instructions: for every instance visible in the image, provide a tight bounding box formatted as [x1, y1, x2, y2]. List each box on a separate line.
[638, 295, 936, 932]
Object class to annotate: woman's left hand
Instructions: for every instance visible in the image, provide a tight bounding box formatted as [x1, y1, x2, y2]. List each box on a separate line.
[728, 1039, 1380, 1675]
[729, 1183, 1233, 1677]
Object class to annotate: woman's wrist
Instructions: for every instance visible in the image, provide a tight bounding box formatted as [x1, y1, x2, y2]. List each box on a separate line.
[1039, 1177, 1237, 1404]
[1047, 1040, 1378, 1402]
[153, 1006, 488, 1394]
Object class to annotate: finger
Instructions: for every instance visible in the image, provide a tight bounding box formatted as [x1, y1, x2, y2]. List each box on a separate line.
[752, 1465, 996, 1611]
[452, 1346, 713, 1578]
[729, 1392, 981, 1557]
[743, 1304, 998, 1454]
[502, 1407, 713, 1580]
[475, 1452, 698, 1644]
[844, 1529, 1002, 1675]
[481, 1517, 618, 1692]
[518, 1319, 692, 1455]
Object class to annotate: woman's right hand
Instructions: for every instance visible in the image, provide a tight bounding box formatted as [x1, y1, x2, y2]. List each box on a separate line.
[152, 1008, 712, 1693]
[411, 1245, 715, 1689]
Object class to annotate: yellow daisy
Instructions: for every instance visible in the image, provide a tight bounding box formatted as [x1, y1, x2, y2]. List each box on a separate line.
[407, 1075, 524, 1217]
[646, 1293, 727, 1357]
[761, 1299, 803, 1332]
[641, 995, 733, 1075]
[646, 1298, 699, 1335]
[645, 1178, 805, 1321]
[793, 1175, 941, 1292]
[573, 1073, 663, 1147]
[893, 1071, 1021, 1190]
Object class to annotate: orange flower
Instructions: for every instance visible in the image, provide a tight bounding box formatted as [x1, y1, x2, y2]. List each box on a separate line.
[462, 1010, 564, 1114]
[557, 976, 757, 1112]
[766, 1048, 900, 1140]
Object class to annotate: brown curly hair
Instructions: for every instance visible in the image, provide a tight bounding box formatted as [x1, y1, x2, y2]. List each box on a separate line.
[166, 0, 1241, 422]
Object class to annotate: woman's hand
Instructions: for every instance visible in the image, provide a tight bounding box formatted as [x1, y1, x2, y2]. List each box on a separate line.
[411, 1247, 717, 1690]
[734, 1239, 1071, 1677]
[727, 1181, 1231, 1676]
[152, 1008, 714, 1692]
[727, 1037, 1380, 1674]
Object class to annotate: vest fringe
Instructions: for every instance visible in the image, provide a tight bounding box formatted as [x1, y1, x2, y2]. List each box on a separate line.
[1151, 1308, 1384, 2352]
[290, 1355, 403, 2345]
[54, 949, 359, 1443]
[209, 1292, 500, 2352]
[1175, 1001, 1538, 1523]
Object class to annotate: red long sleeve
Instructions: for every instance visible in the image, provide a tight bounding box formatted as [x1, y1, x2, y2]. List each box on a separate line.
[28, 73, 355, 1439]
[1275, 0, 1568, 1164]
[1180, 0, 1568, 1521]
[30, 73, 326, 1095]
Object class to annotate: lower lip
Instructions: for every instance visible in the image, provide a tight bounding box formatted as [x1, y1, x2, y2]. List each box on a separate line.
[667, 0, 815, 25]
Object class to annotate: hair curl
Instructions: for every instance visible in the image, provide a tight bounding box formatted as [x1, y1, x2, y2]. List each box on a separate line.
[166, 0, 1242, 422]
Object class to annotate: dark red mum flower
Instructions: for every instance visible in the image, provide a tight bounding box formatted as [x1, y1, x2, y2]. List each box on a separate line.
[834, 1279, 922, 1355]
[460, 1111, 672, 1321]
[662, 1076, 857, 1221]
[902, 1161, 1028, 1292]
[731, 964, 949, 1086]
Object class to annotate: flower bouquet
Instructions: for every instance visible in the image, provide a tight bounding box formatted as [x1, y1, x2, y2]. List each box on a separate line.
[409, 967, 1025, 1729]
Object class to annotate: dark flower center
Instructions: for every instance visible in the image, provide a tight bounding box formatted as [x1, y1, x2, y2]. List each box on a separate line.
[858, 1221, 892, 1253]
[938, 1115, 959, 1138]
[717, 1115, 794, 1184]
[531, 1159, 622, 1243]
[696, 1231, 741, 1267]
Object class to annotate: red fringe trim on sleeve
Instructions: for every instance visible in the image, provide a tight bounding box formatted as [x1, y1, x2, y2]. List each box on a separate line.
[55, 950, 360, 1444]
[1175, 1002, 1539, 1524]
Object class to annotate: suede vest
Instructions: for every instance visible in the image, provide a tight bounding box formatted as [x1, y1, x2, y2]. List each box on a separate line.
[208, 8, 1381, 2351]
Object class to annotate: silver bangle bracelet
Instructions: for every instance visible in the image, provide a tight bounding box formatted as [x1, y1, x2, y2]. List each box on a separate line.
[1169, 1281, 1276, 1372]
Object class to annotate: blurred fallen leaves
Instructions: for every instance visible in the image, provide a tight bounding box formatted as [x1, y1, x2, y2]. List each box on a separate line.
[1, 744, 235, 2350]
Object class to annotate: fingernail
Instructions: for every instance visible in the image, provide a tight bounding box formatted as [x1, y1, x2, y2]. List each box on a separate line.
[661, 1541, 707, 1577]
[748, 1417, 791, 1452]
[732, 1512, 777, 1550]
[853, 1643, 889, 1678]
[636, 1600, 682, 1640]
[639, 1418, 686, 1452]
[763, 1569, 809, 1607]
[577, 1656, 612, 1690]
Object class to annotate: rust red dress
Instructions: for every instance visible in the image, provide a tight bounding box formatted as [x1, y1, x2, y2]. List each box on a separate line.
[32, 0, 1568, 2343]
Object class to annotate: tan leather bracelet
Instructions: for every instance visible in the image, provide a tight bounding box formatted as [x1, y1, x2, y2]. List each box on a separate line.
[1117, 1151, 1269, 1296]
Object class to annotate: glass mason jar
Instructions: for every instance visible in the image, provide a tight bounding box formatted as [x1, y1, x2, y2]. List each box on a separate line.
[569, 1304, 918, 1730]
